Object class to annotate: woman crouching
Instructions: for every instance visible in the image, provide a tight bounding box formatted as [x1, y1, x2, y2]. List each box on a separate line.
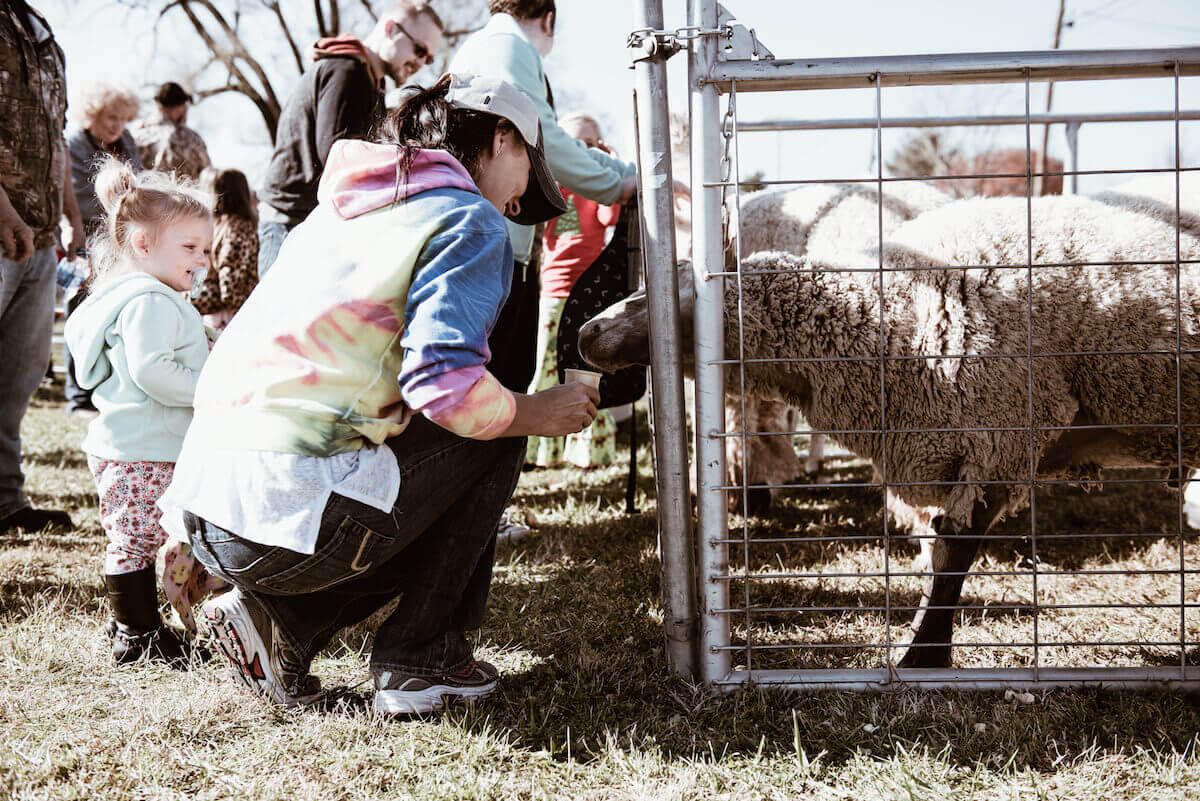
[158, 74, 596, 715]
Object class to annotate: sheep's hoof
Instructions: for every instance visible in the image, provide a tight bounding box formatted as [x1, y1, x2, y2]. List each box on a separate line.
[744, 487, 773, 517]
[896, 643, 952, 669]
[727, 487, 773, 516]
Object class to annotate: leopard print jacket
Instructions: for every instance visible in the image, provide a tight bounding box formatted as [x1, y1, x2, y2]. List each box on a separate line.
[192, 215, 258, 316]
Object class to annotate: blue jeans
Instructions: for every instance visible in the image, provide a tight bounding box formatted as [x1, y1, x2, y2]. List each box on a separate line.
[0, 247, 56, 518]
[187, 416, 525, 676]
[257, 220, 291, 279]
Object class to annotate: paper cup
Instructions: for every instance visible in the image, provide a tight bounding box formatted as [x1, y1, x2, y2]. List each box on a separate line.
[563, 368, 602, 389]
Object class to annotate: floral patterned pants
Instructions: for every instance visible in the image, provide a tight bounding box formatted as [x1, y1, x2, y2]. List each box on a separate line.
[87, 457, 174, 575]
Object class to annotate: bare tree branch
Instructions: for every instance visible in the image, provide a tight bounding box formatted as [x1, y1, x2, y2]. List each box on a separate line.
[328, 0, 340, 35]
[267, 1, 306, 75]
[162, 0, 280, 135]
[194, 84, 240, 100]
[313, 0, 328, 38]
[358, 0, 379, 23]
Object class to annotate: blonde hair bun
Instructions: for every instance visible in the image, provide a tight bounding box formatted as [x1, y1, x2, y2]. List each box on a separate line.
[93, 157, 138, 216]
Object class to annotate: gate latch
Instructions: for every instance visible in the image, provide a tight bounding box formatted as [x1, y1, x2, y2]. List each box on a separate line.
[715, 3, 774, 62]
[626, 3, 774, 65]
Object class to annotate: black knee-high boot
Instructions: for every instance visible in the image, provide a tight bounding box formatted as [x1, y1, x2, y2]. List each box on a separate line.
[105, 567, 193, 665]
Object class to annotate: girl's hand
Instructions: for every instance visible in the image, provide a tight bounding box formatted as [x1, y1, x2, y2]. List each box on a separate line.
[162, 540, 228, 633]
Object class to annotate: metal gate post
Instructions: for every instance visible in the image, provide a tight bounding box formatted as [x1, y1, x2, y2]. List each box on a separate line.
[688, 0, 732, 684]
[632, 0, 697, 678]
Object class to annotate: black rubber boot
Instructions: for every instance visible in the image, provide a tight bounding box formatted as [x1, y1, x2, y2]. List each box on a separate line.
[105, 567, 199, 667]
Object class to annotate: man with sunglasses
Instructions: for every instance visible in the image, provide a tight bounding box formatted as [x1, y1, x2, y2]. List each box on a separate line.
[257, 1, 444, 276]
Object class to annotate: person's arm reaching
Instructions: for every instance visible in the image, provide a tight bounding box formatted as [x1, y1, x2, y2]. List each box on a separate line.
[472, 34, 636, 205]
[60, 142, 85, 254]
[398, 207, 599, 439]
[502, 382, 599, 437]
[314, 61, 379, 169]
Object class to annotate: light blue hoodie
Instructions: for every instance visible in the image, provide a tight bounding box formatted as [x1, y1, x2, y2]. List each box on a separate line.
[449, 13, 636, 263]
[65, 272, 208, 462]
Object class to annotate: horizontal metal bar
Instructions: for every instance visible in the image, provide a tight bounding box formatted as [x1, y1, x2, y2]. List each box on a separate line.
[733, 109, 1200, 133]
[717, 640, 1198, 652]
[707, 257, 1200, 278]
[713, 531, 1195, 546]
[705, 46, 1200, 92]
[710, 349, 1200, 366]
[711, 421, 1197, 439]
[715, 567, 1200, 581]
[713, 667, 1200, 691]
[705, 165, 1200, 189]
[711, 475, 1200, 492]
[715, 602, 1200, 615]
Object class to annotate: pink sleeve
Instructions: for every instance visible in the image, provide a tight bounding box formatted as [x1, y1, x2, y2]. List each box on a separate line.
[420, 369, 516, 440]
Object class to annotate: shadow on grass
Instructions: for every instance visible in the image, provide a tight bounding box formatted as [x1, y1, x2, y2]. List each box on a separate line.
[440, 467, 1200, 771]
[0, 574, 105, 621]
[22, 447, 90, 470]
[23, 490, 98, 510]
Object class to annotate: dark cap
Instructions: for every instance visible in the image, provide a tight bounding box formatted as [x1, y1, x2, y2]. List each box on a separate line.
[154, 82, 193, 108]
[445, 72, 568, 226]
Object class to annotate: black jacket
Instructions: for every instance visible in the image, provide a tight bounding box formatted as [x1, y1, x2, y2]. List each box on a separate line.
[260, 57, 381, 225]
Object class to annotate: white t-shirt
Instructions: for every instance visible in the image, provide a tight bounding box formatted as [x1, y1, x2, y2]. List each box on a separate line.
[158, 428, 400, 555]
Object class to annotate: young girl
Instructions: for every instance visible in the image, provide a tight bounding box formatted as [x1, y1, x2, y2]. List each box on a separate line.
[64, 158, 213, 664]
[191, 168, 258, 330]
[527, 113, 621, 469]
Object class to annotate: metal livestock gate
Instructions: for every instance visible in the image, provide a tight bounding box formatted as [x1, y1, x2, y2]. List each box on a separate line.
[628, 0, 1200, 691]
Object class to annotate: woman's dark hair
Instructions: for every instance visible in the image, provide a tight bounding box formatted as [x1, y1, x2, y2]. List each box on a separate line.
[205, 168, 256, 223]
[373, 75, 516, 185]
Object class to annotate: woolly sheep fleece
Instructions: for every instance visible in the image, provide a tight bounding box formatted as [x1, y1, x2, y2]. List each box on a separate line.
[732, 191, 1199, 526]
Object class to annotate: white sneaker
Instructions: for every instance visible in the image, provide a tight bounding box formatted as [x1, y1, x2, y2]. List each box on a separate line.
[202, 589, 322, 707]
[373, 660, 499, 716]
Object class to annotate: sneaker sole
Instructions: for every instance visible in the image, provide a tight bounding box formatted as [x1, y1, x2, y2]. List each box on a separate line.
[373, 680, 497, 716]
[203, 595, 320, 708]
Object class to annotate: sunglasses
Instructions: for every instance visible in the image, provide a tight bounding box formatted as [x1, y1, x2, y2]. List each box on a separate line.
[396, 22, 435, 65]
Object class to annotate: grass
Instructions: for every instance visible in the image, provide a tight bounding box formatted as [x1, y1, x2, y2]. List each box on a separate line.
[3, 383, 1200, 800]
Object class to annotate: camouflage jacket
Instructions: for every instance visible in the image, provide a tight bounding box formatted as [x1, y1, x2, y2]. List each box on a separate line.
[0, 3, 67, 249]
[131, 113, 211, 181]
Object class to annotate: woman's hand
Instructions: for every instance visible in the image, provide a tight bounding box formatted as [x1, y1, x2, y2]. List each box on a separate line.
[504, 383, 601, 437]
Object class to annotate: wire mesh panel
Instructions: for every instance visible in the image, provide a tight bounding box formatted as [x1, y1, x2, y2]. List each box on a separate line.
[681, 24, 1200, 690]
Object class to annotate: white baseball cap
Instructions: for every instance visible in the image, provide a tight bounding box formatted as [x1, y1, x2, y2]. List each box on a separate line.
[445, 72, 569, 225]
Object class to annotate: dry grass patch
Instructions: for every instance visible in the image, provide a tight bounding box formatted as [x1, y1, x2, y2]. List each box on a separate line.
[1, 385, 1199, 799]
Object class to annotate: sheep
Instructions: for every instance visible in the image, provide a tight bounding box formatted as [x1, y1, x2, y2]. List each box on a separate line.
[582, 191, 1200, 668]
[664, 181, 950, 513]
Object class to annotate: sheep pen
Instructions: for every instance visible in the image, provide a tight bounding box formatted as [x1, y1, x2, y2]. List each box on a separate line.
[582, 187, 1199, 672]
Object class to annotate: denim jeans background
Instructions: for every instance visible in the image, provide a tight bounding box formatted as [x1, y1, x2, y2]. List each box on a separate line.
[188, 415, 525, 677]
[256, 220, 290, 279]
[0, 247, 56, 518]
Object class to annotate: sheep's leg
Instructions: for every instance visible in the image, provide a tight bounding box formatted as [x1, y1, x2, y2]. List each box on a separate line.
[897, 488, 1007, 669]
[806, 434, 825, 479]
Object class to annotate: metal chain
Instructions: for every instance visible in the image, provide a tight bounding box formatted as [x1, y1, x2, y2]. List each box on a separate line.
[626, 25, 731, 57]
[720, 94, 736, 242]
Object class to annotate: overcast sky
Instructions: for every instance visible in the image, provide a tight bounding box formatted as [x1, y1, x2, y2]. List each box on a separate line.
[39, 0, 1200, 194]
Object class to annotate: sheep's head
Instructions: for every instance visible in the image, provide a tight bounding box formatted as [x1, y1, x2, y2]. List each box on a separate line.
[579, 260, 697, 372]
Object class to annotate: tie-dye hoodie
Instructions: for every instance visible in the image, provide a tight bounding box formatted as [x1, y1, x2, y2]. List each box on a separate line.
[187, 140, 518, 456]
